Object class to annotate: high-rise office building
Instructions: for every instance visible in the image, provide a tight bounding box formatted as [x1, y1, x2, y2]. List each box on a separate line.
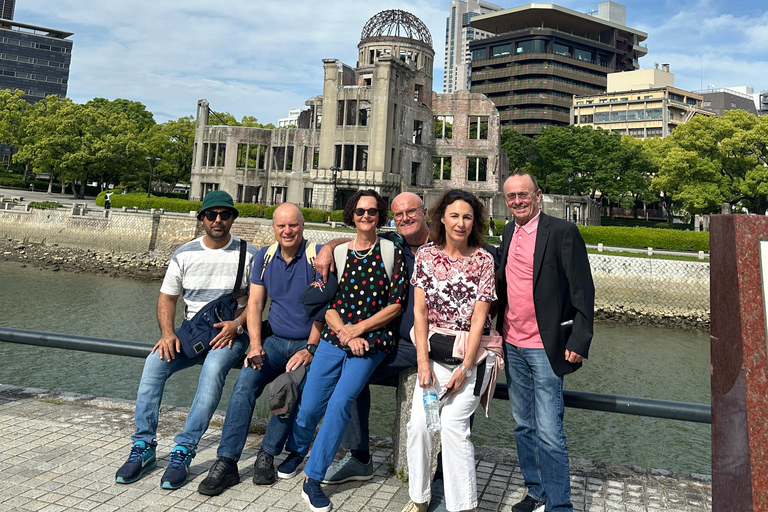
[468, 1, 647, 134]
[443, 0, 502, 93]
[0, 19, 73, 102]
[0, 0, 14, 20]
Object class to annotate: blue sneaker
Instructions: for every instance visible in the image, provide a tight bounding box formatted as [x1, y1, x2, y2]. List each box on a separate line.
[160, 445, 193, 489]
[115, 441, 156, 484]
[276, 451, 304, 479]
[322, 452, 373, 484]
[302, 477, 332, 512]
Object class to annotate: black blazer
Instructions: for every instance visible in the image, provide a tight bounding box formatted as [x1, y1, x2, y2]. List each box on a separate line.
[496, 212, 595, 376]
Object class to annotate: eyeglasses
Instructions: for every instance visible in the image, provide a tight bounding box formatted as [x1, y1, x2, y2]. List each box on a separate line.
[505, 192, 533, 201]
[203, 210, 234, 221]
[447, 189, 476, 201]
[354, 208, 379, 217]
[393, 207, 421, 221]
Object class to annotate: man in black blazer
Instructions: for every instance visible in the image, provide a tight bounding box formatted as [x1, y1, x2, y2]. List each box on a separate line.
[497, 173, 594, 512]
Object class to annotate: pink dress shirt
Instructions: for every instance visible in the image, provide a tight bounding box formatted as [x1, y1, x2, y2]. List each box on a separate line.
[502, 212, 544, 349]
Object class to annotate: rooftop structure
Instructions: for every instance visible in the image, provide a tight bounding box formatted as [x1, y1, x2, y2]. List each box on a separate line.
[0, 0, 14, 20]
[468, 1, 647, 134]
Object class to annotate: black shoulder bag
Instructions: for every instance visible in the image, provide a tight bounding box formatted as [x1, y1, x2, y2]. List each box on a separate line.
[175, 240, 248, 359]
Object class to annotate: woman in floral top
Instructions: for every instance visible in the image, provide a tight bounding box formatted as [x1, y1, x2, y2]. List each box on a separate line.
[403, 190, 503, 512]
[283, 190, 406, 512]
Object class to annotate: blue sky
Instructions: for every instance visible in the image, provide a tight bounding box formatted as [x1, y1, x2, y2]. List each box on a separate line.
[14, 0, 768, 124]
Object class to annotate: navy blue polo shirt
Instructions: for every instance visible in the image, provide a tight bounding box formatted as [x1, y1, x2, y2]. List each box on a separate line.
[251, 239, 322, 340]
[379, 231, 421, 343]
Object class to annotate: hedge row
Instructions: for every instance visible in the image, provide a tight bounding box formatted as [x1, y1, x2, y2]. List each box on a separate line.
[577, 225, 709, 252]
[95, 192, 346, 224]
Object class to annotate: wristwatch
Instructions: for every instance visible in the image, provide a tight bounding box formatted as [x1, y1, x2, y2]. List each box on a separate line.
[306, 344, 317, 355]
[234, 318, 244, 335]
[459, 364, 472, 377]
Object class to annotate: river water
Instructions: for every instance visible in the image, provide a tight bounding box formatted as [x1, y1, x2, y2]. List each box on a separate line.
[0, 261, 711, 475]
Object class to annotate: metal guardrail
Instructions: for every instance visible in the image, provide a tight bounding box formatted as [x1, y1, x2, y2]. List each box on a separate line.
[0, 327, 711, 424]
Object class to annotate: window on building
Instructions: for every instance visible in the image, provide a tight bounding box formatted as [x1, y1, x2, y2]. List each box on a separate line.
[337, 101, 345, 126]
[468, 116, 488, 140]
[411, 162, 420, 186]
[433, 156, 452, 180]
[346, 100, 358, 126]
[303, 188, 313, 207]
[356, 145, 368, 171]
[334, 145, 342, 168]
[575, 48, 592, 62]
[434, 115, 453, 139]
[415, 84, 423, 102]
[629, 128, 644, 137]
[344, 145, 355, 170]
[471, 48, 486, 61]
[554, 43, 570, 57]
[702, 101, 711, 107]
[467, 157, 488, 182]
[312, 148, 319, 169]
[580, 115, 593, 124]
[646, 127, 663, 137]
[413, 120, 423, 144]
[393, 104, 398, 130]
[271, 187, 287, 205]
[492, 44, 511, 57]
[516, 39, 546, 54]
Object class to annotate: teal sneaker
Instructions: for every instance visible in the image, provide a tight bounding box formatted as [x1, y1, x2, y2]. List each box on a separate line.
[321, 452, 373, 484]
[160, 445, 193, 490]
[115, 441, 156, 484]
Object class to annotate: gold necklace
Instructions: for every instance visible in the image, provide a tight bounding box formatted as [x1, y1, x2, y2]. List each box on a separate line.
[352, 237, 375, 259]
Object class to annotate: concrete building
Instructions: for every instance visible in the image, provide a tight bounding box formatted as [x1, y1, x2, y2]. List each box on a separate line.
[1, 0, 15, 20]
[698, 87, 758, 117]
[191, 10, 510, 217]
[468, 1, 647, 134]
[277, 108, 303, 128]
[0, 19, 73, 103]
[571, 65, 714, 138]
[443, 0, 503, 94]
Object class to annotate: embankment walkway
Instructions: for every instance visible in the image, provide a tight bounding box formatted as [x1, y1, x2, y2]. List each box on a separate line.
[0, 385, 711, 512]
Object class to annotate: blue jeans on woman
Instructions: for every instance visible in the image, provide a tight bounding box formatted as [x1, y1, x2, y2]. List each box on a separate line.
[504, 343, 572, 512]
[286, 341, 386, 481]
[217, 334, 309, 461]
[131, 336, 248, 454]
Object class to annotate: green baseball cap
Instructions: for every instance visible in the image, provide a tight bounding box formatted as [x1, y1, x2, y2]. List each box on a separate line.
[198, 190, 238, 220]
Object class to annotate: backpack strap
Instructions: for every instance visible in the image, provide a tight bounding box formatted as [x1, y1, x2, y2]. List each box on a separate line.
[232, 239, 248, 297]
[379, 237, 395, 282]
[260, 242, 280, 281]
[333, 242, 350, 278]
[305, 242, 318, 269]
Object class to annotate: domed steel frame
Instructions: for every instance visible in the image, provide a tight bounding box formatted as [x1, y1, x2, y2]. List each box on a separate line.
[360, 10, 433, 48]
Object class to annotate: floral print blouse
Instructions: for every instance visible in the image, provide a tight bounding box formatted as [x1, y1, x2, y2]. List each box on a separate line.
[411, 242, 497, 332]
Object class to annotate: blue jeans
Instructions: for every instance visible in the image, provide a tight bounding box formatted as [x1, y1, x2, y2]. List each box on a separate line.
[217, 335, 308, 461]
[342, 338, 418, 451]
[132, 336, 248, 454]
[504, 343, 572, 512]
[286, 341, 386, 481]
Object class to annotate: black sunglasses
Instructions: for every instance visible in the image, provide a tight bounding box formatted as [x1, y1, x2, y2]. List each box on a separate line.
[447, 189, 476, 201]
[354, 208, 379, 217]
[203, 210, 234, 221]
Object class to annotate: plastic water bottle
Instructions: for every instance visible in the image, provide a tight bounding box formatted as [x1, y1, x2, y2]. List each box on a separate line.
[423, 384, 441, 432]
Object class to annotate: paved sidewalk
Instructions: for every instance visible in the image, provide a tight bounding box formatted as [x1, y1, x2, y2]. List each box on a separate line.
[0, 385, 711, 512]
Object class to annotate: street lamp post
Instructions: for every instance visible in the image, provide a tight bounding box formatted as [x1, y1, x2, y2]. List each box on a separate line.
[146, 157, 161, 198]
[567, 175, 573, 222]
[330, 166, 339, 211]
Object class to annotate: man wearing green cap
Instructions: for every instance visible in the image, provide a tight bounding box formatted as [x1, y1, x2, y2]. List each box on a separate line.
[115, 191, 259, 490]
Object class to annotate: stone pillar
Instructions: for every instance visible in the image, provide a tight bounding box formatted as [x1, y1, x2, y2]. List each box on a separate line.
[710, 214, 768, 511]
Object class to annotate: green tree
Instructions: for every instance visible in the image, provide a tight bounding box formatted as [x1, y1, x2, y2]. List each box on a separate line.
[500, 128, 537, 174]
[0, 89, 30, 173]
[147, 116, 195, 189]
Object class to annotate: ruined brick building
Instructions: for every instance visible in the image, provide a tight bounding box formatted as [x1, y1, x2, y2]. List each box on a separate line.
[190, 9, 509, 216]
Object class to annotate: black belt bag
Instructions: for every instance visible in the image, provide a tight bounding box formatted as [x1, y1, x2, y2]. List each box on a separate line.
[176, 240, 247, 359]
[429, 333, 487, 397]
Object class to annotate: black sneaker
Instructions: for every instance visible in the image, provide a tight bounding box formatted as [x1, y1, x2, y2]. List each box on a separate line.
[511, 495, 545, 512]
[115, 441, 156, 484]
[197, 456, 239, 496]
[302, 476, 332, 512]
[253, 448, 276, 485]
[277, 451, 304, 479]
